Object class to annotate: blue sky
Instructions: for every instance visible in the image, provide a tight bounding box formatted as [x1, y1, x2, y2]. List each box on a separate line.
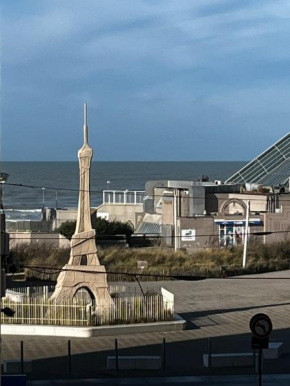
[2, 0, 290, 161]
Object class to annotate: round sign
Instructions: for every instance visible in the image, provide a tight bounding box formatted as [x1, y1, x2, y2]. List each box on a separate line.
[250, 313, 273, 339]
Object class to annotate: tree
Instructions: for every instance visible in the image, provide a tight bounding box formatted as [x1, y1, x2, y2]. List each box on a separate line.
[57, 218, 134, 241]
[57, 221, 76, 240]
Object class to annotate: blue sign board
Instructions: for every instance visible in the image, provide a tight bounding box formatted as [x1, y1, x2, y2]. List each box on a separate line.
[2, 375, 26, 386]
[215, 220, 262, 226]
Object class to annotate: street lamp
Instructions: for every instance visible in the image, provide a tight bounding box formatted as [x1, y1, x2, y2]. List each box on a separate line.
[42, 187, 46, 210]
[0, 172, 9, 381]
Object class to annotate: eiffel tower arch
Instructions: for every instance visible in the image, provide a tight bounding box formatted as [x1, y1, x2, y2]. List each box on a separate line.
[50, 104, 112, 310]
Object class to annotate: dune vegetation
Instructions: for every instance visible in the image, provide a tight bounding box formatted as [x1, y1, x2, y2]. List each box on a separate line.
[8, 239, 290, 282]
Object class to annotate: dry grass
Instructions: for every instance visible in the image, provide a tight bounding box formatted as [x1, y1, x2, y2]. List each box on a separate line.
[9, 239, 290, 282]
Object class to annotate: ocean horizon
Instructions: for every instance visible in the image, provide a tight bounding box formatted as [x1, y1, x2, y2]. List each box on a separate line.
[2, 161, 246, 220]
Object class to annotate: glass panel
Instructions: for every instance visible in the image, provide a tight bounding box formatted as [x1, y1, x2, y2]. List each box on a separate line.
[126, 192, 135, 203]
[136, 192, 145, 203]
[115, 192, 124, 203]
[225, 225, 234, 246]
[104, 192, 113, 203]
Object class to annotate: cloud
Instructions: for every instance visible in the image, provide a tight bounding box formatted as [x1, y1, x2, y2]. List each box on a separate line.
[2, 0, 290, 161]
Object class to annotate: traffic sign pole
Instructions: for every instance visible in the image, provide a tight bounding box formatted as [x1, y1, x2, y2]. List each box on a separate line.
[250, 313, 273, 386]
[258, 347, 262, 386]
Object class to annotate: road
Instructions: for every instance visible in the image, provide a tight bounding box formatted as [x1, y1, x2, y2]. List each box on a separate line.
[4, 270, 290, 379]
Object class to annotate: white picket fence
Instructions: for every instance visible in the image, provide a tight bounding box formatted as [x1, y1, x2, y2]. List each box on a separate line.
[1, 290, 174, 326]
[1, 298, 89, 326]
[6, 285, 138, 300]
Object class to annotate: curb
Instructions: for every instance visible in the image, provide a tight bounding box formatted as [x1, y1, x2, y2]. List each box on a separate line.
[2, 315, 186, 337]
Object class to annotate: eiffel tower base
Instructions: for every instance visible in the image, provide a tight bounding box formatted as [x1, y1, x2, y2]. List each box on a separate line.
[50, 264, 113, 312]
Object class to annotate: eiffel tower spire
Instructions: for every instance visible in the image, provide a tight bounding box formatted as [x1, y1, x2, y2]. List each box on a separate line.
[84, 103, 88, 145]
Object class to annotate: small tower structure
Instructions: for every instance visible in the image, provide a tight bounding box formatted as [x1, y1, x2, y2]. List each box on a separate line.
[50, 104, 111, 308]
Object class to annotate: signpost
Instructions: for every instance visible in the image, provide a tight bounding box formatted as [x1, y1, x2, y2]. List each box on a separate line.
[181, 229, 196, 241]
[250, 313, 273, 386]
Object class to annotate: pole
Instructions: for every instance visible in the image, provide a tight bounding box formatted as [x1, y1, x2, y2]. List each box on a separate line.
[162, 338, 166, 373]
[258, 348, 262, 386]
[174, 190, 178, 252]
[208, 337, 212, 370]
[0, 182, 4, 382]
[0, 192, 2, 384]
[55, 190, 58, 210]
[20, 340, 24, 373]
[243, 200, 250, 268]
[42, 187, 45, 211]
[68, 340, 72, 375]
[115, 338, 119, 372]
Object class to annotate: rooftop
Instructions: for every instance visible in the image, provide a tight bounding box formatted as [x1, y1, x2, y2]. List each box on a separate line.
[226, 132, 290, 187]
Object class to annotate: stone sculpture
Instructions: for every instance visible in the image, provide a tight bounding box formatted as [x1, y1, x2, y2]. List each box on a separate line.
[50, 104, 112, 309]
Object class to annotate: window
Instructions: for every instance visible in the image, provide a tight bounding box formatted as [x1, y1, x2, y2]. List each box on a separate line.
[219, 225, 245, 247]
[80, 255, 87, 265]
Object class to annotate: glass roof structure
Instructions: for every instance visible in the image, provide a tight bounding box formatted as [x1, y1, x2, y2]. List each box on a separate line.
[225, 132, 290, 187]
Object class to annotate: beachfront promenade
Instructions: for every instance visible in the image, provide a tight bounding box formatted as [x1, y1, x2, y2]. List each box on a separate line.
[3, 270, 290, 380]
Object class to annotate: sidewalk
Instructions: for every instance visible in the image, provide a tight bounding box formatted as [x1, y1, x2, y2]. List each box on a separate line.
[28, 374, 290, 385]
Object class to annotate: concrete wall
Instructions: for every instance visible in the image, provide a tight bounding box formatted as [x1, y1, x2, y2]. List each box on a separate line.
[96, 203, 144, 228]
[161, 196, 174, 225]
[50, 204, 143, 230]
[6, 220, 52, 233]
[264, 196, 290, 242]
[179, 217, 217, 250]
[9, 232, 70, 249]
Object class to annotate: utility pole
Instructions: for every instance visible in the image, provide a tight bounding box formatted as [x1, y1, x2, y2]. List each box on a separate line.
[42, 187, 46, 210]
[0, 172, 9, 383]
[174, 190, 178, 252]
[243, 200, 250, 268]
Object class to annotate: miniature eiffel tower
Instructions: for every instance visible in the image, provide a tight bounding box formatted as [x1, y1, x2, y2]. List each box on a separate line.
[50, 104, 111, 309]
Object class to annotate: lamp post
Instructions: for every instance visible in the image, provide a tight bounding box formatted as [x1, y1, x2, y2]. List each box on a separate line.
[42, 187, 46, 211]
[0, 172, 9, 382]
[55, 190, 58, 210]
[243, 200, 250, 268]
[174, 190, 178, 252]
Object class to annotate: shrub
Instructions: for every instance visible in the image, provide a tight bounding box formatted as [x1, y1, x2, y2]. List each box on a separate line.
[57, 218, 134, 240]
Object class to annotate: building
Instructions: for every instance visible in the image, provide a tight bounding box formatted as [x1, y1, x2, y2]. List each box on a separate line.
[135, 179, 290, 251]
[7, 132, 290, 251]
[134, 132, 290, 250]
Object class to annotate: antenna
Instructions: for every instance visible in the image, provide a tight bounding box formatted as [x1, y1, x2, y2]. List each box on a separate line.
[84, 103, 88, 144]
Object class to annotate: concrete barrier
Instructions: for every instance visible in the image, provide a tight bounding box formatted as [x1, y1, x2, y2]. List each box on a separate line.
[203, 353, 256, 368]
[2, 315, 185, 337]
[3, 360, 32, 374]
[107, 356, 162, 370]
[264, 342, 283, 359]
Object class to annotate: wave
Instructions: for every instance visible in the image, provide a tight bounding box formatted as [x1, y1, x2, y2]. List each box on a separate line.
[5, 209, 42, 213]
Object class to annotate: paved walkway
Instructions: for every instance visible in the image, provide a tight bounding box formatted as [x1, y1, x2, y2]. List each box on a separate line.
[3, 270, 290, 379]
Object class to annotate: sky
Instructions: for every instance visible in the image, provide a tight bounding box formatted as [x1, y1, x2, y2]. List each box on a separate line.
[1, 0, 290, 161]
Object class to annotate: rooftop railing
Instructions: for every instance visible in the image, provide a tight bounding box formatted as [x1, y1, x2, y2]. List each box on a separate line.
[103, 190, 145, 205]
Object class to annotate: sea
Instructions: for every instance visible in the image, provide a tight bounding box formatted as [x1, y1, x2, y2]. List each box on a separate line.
[1, 161, 246, 221]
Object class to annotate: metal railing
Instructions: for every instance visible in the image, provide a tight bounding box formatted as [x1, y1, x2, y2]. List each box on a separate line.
[103, 190, 145, 205]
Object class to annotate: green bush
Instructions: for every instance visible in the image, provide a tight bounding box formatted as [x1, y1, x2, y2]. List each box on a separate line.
[57, 218, 134, 240]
